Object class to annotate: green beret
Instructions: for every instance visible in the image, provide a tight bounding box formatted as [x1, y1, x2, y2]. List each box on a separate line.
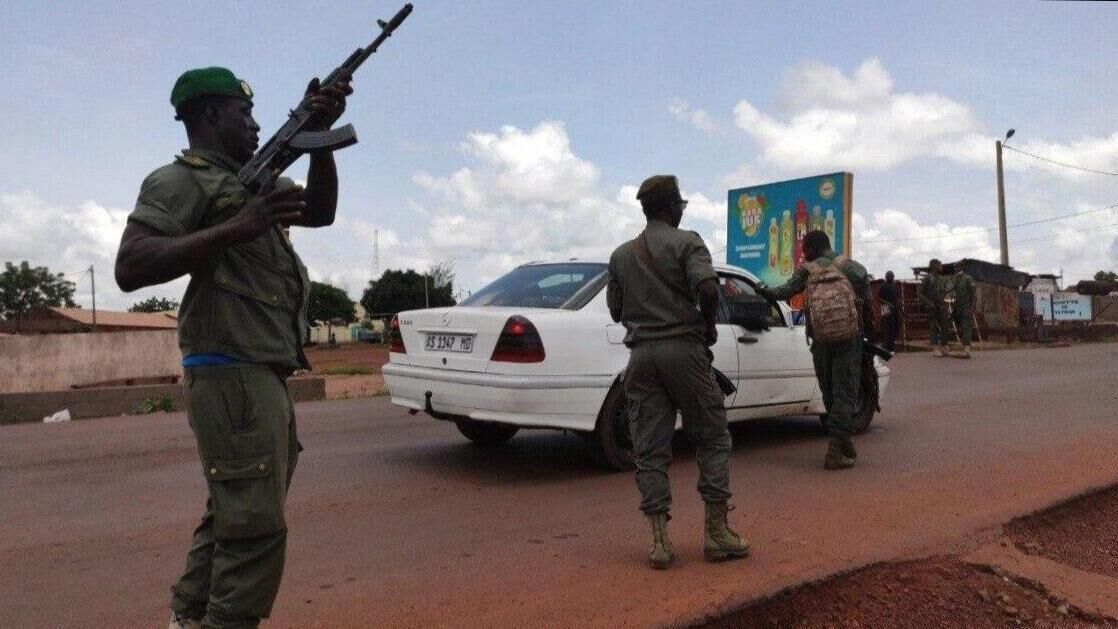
[170, 67, 253, 110]
[636, 174, 682, 202]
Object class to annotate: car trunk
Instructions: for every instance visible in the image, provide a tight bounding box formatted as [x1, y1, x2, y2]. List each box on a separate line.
[395, 306, 553, 372]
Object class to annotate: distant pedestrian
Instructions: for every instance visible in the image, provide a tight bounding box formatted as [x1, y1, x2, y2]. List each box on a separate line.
[607, 174, 750, 570]
[950, 267, 976, 359]
[760, 231, 876, 470]
[917, 259, 951, 357]
[879, 270, 901, 352]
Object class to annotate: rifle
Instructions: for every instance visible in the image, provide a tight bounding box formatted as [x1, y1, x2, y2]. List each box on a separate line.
[237, 3, 414, 192]
[863, 339, 894, 362]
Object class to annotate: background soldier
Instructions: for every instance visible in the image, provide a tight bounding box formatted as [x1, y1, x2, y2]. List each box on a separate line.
[606, 175, 750, 570]
[951, 266, 976, 358]
[917, 258, 952, 357]
[115, 67, 352, 629]
[879, 270, 901, 352]
[760, 231, 875, 470]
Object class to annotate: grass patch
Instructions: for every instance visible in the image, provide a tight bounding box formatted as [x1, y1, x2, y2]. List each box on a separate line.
[137, 395, 176, 414]
[319, 365, 376, 376]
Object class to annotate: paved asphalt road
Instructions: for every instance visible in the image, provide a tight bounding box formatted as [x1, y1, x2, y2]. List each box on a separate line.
[1, 344, 1116, 628]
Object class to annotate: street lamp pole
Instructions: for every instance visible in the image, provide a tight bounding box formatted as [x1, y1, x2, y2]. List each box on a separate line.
[995, 128, 1014, 266]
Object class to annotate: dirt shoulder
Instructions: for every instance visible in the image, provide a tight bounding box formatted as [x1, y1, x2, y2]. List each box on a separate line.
[302, 343, 388, 400]
[702, 484, 1118, 628]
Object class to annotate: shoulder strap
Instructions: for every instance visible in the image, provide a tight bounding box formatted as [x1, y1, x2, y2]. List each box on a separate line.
[633, 232, 700, 321]
[634, 233, 675, 288]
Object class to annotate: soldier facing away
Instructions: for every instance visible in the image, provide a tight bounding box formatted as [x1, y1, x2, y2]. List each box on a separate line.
[114, 67, 352, 629]
[950, 266, 976, 359]
[917, 258, 952, 357]
[759, 231, 876, 470]
[606, 174, 750, 570]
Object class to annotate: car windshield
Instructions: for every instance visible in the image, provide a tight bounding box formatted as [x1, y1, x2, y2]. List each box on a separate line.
[460, 263, 608, 309]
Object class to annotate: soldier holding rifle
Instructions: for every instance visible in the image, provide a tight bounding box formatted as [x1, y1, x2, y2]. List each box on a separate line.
[115, 6, 412, 627]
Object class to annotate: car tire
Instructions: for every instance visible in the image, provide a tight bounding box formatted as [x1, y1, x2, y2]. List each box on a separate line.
[455, 420, 519, 446]
[588, 384, 636, 472]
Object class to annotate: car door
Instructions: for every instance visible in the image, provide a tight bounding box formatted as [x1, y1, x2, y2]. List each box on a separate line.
[717, 273, 816, 420]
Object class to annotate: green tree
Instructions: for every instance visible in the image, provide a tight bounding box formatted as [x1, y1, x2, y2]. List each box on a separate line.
[361, 264, 456, 316]
[0, 261, 77, 320]
[307, 281, 356, 326]
[129, 296, 180, 313]
[1094, 270, 1117, 282]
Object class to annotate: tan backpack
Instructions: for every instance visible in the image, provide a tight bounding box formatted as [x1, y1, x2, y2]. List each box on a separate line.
[804, 256, 860, 343]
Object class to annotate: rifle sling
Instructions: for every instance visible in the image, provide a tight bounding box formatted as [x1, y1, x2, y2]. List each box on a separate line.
[632, 232, 701, 324]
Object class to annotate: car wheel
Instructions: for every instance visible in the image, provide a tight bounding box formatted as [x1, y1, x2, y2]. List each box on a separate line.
[847, 368, 879, 435]
[455, 420, 519, 446]
[588, 384, 635, 472]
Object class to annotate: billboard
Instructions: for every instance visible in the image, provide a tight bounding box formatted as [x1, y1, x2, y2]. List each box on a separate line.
[727, 173, 853, 290]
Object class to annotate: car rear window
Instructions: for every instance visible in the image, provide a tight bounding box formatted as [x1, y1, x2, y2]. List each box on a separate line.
[460, 263, 608, 309]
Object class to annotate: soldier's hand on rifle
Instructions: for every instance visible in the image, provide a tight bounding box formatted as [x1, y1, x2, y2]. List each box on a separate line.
[226, 172, 306, 242]
[305, 70, 353, 128]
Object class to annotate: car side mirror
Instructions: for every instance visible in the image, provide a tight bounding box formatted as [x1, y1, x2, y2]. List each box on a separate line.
[727, 294, 770, 332]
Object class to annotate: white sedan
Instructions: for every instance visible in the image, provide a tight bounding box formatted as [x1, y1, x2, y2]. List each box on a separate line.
[382, 259, 890, 470]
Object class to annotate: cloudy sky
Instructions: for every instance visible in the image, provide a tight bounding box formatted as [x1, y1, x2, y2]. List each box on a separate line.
[2, 0, 1117, 310]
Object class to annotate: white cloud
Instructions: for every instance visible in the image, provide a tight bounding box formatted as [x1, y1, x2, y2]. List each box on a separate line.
[733, 58, 978, 172]
[728, 57, 1118, 184]
[852, 204, 1118, 282]
[668, 98, 717, 133]
[942, 133, 1118, 181]
[408, 122, 648, 290]
[0, 191, 186, 311]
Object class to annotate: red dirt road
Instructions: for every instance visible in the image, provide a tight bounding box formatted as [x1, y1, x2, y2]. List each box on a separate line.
[1, 343, 1115, 628]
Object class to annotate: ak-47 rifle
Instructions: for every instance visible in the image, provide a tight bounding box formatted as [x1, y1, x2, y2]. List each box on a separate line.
[237, 3, 414, 192]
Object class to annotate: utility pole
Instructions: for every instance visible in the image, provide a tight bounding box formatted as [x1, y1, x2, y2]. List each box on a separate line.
[89, 265, 97, 332]
[424, 274, 429, 308]
[995, 140, 1009, 266]
[373, 229, 380, 278]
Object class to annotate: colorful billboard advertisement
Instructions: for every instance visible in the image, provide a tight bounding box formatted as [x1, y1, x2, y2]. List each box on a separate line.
[727, 173, 853, 290]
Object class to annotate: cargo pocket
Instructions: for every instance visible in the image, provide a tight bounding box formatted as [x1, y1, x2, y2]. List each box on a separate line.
[205, 454, 285, 540]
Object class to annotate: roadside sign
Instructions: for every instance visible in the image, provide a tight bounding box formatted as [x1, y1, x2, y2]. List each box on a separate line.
[727, 173, 853, 292]
[1035, 292, 1092, 321]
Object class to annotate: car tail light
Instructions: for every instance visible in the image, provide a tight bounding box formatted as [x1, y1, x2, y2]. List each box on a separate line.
[389, 315, 406, 353]
[490, 315, 545, 363]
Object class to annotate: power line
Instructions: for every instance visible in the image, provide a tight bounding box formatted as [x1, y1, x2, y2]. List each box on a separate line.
[1003, 144, 1118, 177]
[855, 201, 1118, 245]
[902, 221, 1118, 258]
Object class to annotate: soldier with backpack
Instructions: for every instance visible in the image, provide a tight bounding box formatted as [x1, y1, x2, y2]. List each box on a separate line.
[759, 230, 875, 470]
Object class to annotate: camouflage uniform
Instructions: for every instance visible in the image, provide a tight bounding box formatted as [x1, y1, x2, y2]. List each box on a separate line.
[921, 273, 952, 347]
[606, 220, 731, 516]
[768, 251, 871, 445]
[952, 272, 976, 345]
[129, 147, 309, 629]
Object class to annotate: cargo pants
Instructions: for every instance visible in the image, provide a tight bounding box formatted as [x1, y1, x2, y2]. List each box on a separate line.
[953, 302, 974, 345]
[624, 336, 732, 515]
[927, 306, 952, 346]
[811, 338, 862, 439]
[171, 365, 300, 629]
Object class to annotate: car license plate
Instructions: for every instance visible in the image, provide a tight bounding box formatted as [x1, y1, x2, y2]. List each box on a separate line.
[425, 334, 474, 353]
